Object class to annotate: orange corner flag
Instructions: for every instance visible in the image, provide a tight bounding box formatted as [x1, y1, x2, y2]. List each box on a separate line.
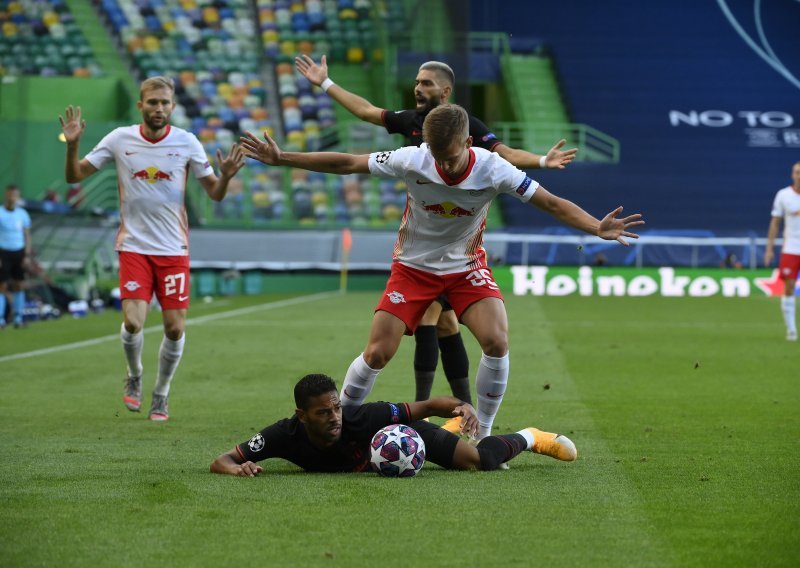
[342, 228, 353, 253]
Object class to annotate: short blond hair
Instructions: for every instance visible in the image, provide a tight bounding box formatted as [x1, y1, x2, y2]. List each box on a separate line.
[422, 104, 469, 151]
[139, 76, 175, 100]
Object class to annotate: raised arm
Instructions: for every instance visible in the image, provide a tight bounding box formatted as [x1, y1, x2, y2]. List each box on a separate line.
[210, 449, 264, 477]
[60, 105, 98, 183]
[530, 185, 644, 245]
[494, 139, 578, 170]
[765, 216, 782, 266]
[240, 131, 370, 175]
[406, 396, 478, 437]
[196, 144, 246, 202]
[295, 54, 384, 126]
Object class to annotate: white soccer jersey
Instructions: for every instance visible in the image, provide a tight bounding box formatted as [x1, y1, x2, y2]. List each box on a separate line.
[771, 186, 800, 255]
[85, 125, 214, 255]
[368, 145, 537, 275]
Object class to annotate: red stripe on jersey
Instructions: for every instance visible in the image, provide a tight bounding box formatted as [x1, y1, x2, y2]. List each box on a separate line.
[235, 445, 247, 462]
[465, 218, 487, 268]
[435, 148, 476, 186]
[393, 196, 412, 260]
[115, 173, 128, 251]
[139, 124, 171, 144]
[380, 109, 390, 128]
[180, 165, 190, 252]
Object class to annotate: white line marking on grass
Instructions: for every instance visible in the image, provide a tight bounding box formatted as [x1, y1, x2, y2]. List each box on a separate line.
[0, 291, 340, 364]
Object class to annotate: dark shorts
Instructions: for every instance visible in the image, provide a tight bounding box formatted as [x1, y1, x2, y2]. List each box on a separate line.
[410, 420, 460, 470]
[0, 248, 25, 282]
[435, 295, 453, 311]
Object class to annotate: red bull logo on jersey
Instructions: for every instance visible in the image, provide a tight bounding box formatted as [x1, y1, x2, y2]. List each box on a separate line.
[421, 201, 475, 218]
[132, 166, 172, 183]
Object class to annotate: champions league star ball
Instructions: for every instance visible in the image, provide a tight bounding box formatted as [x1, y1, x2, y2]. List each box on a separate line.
[369, 424, 426, 477]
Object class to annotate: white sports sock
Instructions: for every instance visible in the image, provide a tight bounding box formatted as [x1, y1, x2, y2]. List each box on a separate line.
[120, 323, 144, 377]
[154, 334, 185, 396]
[475, 352, 509, 440]
[781, 296, 796, 333]
[340, 353, 381, 406]
[517, 428, 535, 450]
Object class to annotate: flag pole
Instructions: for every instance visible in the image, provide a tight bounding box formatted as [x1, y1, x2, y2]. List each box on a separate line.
[340, 228, 352, 293]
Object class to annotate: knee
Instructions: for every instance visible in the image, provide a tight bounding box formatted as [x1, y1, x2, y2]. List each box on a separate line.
[123, 319, 143, 334]
[363, 345, 393, 369]
[481, 335, 508, 358]
[164, 322, 184, 341]
[436, 312, 459, 337]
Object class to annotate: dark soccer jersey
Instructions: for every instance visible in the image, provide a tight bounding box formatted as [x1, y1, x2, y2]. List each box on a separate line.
[381, 109, 503, 151]
[236, 402, 412, 473]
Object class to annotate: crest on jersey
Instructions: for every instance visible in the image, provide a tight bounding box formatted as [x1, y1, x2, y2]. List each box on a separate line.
[374, 151, 393, 164]
[387, 291, 406, 304]
[131, 166, 172, 184]
[248, 433, 265, 452]
[124, 280, 141, 291]
[421, 201, 475, 218]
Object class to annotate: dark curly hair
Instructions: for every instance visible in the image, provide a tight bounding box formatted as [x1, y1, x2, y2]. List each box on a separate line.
[294, 374, 338, 409]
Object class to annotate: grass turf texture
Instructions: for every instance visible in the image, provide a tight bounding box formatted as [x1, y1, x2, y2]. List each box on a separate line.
[1, 291, 798, 566]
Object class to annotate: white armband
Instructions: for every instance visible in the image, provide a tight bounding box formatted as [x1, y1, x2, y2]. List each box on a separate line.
[321, 78, 335, 92]
[539, 155, 547, 169]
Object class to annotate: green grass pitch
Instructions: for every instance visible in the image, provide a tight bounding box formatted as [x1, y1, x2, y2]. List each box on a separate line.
[1, 290, 798, 566]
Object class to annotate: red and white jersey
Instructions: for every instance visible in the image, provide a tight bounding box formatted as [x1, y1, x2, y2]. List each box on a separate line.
[85, 125, 213, 256]
[368, 144, 537, 275]
[771, 186, 800, 255]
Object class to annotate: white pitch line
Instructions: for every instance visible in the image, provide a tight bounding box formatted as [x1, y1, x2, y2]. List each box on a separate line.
[0, 291, 340, 364]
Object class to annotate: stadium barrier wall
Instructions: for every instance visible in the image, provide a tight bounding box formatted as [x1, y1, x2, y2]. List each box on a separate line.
[188, 266, 784, 300]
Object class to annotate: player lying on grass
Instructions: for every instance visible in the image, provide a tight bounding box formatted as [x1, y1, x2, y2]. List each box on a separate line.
[210, 374, 576, 475]
[239, 103, 643, 443]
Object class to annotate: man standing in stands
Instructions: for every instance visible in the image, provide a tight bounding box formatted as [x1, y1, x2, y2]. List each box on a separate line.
[765, 161, 800, 341]
[60, 76, 245, 420]
[0, 184, 32, 329]
[296, 55, 577, 429]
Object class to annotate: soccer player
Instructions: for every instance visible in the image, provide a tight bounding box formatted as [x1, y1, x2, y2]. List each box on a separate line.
[60, 76, 245, 420]
[0, 184, 32, 329]
[296, 55, 577, 419]
[765, 160, 800, 341]
[240, 103, 643, 441]
[210, 373, 576, 475]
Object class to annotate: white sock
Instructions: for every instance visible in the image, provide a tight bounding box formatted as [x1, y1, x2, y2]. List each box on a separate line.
[154, 334, 185, 396]
[781, 296, 796, 333]
[340, 353, 381, 407]
[120, 323, 144, 377]
[517, 428, 535, 450]
[475, 352, 509, 440]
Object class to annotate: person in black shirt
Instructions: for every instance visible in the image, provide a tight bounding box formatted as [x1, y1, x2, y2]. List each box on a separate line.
[295, 56, 577, 430]
[210, 374, 577, 476]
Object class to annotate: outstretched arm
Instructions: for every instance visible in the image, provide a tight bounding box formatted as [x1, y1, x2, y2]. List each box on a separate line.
[295, 54, 384, 126]
[494, 139, 578, 170]
[530, 186, 644, 245]
[210, 449, 264, 477]
[406, 397, 478, 437]
[196, 144, 246, 202]
[60, 105, 98, 183]
[240, 131, 370, 175]
[765, 216, 782, 266]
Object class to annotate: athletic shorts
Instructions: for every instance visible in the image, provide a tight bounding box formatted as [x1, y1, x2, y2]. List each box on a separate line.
[410, 420, 459, 470]
[0, 248, 25, 282]
[778, 253, 800, 281]
[118, 251, 191, 310]
[376, 262, 504, 335]
[435, 295, 453, 311]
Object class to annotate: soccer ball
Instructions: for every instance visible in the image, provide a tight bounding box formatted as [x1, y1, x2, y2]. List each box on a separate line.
[369, 424, 426, 477]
